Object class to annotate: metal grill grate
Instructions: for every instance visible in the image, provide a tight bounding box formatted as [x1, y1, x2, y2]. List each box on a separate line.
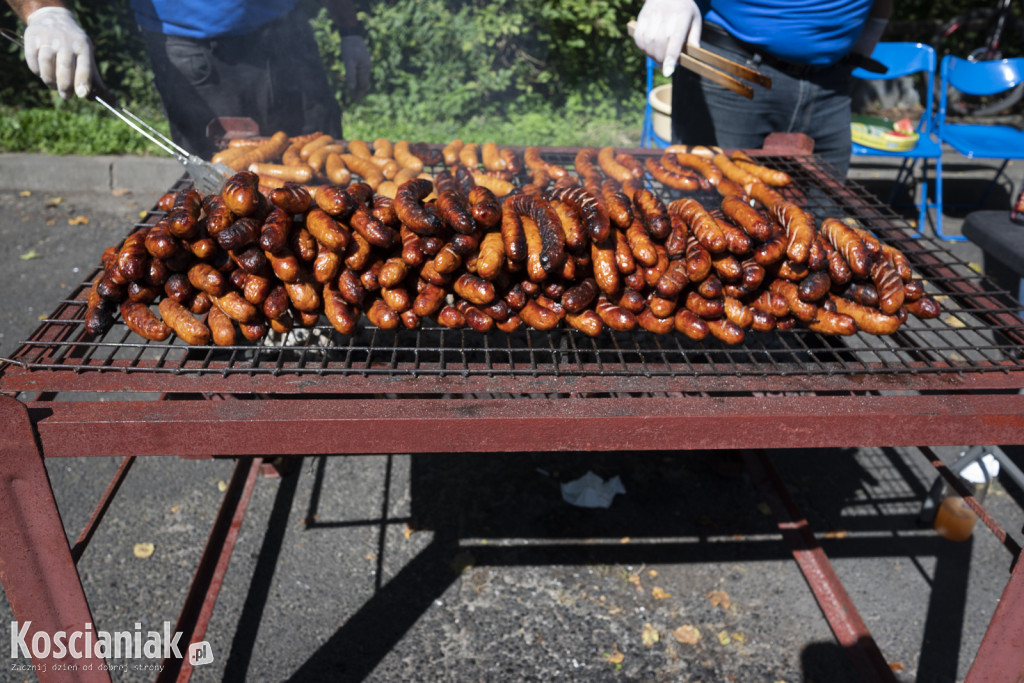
[3, 150, 1023, 380]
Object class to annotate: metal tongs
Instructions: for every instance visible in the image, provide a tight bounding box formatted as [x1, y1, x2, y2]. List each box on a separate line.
[87, 95, 232, 195]
[628, 20, 771, 99]
[1, 27, 231, 195]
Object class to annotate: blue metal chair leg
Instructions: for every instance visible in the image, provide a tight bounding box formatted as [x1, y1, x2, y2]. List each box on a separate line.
[932, 154, 965, 241]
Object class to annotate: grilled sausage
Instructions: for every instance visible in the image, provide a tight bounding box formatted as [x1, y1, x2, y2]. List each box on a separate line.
[674, 308, 710, 340]
[561, 277, 599, 313]
[806, 309, 857, 336]
[644, 156, 701, 191]
[158, 297, 211, 345]
[120, 301, 171, 341]
[221, 171, 262, 216]
[830, 295, 903, 334]
[188, 263, 227, 297]
[820, 218, 871, 278]
[117, 230, 150, 282]
[707, 317, 745, 344]
[720, 195, 772, 242]
[595, 295, 636, 331]
[565, 309, 604, 337]
[306, 208, 351, 252]
[549, 185, 610, 243]
[671, 198, 726, 253]
[870, 258, 905, 315]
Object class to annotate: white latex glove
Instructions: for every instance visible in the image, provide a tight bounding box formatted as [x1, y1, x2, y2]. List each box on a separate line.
[633, 0, 703, 78]
[23, 6, 101, 99]
[341, 35, 371, 100]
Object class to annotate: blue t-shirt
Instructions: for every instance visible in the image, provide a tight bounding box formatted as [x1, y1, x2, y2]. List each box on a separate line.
[130, 0, 298, 39]
[702, 0, 874, 65]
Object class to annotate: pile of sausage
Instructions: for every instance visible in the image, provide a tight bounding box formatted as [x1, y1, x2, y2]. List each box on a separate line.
[83, 137, 940, 346]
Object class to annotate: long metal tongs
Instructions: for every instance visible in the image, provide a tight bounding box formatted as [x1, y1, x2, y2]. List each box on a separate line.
[627, 20, 771, 99]
[1, 27, 231, 195]
[87, 95, 232, 195]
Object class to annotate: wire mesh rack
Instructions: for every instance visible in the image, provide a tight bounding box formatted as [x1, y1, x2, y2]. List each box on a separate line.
[1, 148, 1022, 392]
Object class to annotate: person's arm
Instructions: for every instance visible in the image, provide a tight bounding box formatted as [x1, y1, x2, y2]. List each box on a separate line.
[6, 0, 101, 99]
[325, 0, 371, 100]
[325, 0, 363, 36]
[851, 0, 892, 58]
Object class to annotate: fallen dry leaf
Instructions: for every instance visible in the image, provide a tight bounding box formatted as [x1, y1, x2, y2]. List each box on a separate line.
[133, 543, 155, 559]
[217, 480, 228, 492]
[139, 210, 148, 218]
[37, 314, 46, 321]
[652, 587, 671, 600]
[641, 623, 659, 647]
[602, 643, 624, 664]
[889, 662, 905, 673]
[620, 536, 631, 544]
[717, 630, 731, 646]
[706, 589, 732, 610]
[672, 625, 701, 645]
[403, 524, 414, 540]
[46, 196, 63, 207]
[19, 190, 31, 197]
[648, 569, 658, 578]
[19, 249, 42, 261]
[364, 552, 377, 560]
[628, 573, 643, 592]
[68, 215, 89, 225]
[824, 530, 848, 539]
[731, 632, 745, 644]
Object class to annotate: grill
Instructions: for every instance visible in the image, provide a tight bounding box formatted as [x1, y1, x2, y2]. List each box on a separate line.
[2, 141, 1024, 683]
[4, 148, 1024, 395]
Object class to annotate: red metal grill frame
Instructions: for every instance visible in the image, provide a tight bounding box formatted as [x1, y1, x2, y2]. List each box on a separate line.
[2, 135, 1023, 682]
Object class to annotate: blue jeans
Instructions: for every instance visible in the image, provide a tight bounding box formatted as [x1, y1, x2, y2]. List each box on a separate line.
[139, 6, 342, 159]
[670, 30, 854, 177]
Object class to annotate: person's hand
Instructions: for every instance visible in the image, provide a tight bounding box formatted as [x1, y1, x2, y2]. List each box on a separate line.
[341, 35, 371, 100]
[23, 6, 102, 99]
[633, 0, 702, 78]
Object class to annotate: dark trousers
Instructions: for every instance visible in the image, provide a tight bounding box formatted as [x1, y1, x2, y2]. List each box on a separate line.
[139, 6, 342, 159]
[671, 25, 855, 177]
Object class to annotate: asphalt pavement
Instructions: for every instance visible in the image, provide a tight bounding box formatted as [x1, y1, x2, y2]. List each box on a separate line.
[1, 149, 1023, 683]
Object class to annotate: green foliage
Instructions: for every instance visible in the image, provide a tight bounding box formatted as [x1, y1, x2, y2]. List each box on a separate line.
[328, 0, 646, 136]
[0, 103, 170, 155]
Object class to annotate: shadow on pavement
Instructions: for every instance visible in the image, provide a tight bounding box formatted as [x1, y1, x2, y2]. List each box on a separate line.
[221, 448, 982, 682]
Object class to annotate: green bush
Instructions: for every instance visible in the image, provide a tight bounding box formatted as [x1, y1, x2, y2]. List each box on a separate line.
[319, 0, 646, 141]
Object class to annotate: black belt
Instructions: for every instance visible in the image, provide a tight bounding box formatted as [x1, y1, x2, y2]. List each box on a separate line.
[700, 23, 887, 78]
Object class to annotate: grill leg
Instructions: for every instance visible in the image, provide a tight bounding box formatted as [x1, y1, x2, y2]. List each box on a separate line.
[742, 449, 898, 683]
[0, 395, 109, 682]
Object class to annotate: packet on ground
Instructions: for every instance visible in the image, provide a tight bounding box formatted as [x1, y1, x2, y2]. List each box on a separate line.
[561, 471, 626, 508]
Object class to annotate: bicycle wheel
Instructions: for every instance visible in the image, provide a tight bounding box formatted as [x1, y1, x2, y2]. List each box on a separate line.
[932, 7, 1024, 117]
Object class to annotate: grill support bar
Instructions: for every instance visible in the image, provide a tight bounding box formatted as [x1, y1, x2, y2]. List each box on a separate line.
[157, 456, 262, 682]
[23, 393, 1024, 458]
[743, 449, 898, 682]
[0, 396, 109, 682]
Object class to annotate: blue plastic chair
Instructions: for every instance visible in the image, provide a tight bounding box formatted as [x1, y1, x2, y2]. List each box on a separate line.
[851, 43, 943, 238]
[641, 57, 671, 148]
[935, 55, 1024, 241]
